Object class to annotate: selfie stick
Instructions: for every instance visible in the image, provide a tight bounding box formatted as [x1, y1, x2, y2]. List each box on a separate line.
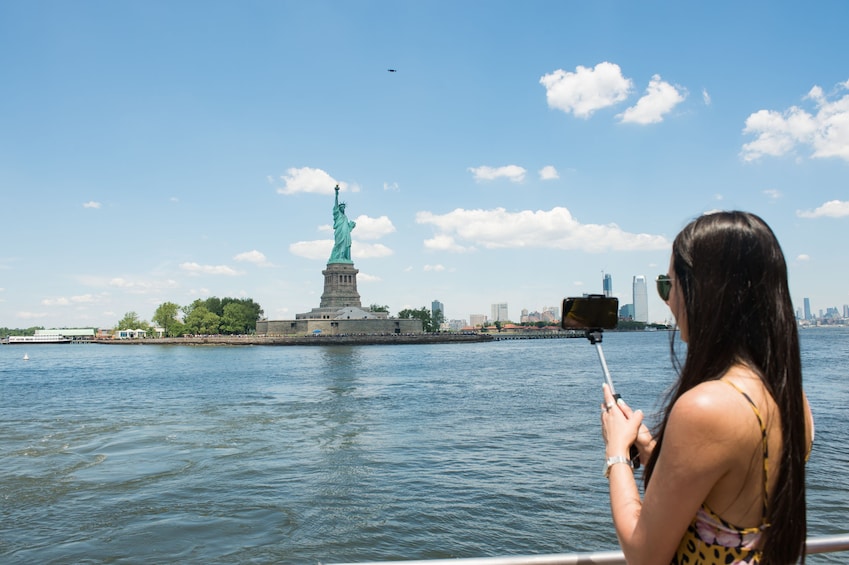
[586, 329, 640, 469]
[586, 330, 618, 398]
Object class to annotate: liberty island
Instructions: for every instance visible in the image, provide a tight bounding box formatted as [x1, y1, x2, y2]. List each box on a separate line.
[256, 185, 425, 337]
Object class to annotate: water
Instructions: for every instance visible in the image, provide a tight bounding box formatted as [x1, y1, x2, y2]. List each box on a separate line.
[1, 329, 846, 564]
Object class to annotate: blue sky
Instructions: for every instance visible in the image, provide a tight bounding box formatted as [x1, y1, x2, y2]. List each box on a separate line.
[2, 1, 848, 328]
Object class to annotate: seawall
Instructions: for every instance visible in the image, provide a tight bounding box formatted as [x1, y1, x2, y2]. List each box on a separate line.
[94, 334, 497, 346]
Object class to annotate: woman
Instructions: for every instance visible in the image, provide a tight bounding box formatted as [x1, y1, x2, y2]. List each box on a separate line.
[601, 211, 813, 564]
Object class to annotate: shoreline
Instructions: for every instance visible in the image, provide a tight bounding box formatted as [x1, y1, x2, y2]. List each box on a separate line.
[89, 332, 603, 346]
[93, 333, 499, 346]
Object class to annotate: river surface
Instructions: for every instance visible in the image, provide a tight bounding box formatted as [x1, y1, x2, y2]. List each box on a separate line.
[1, 329, 847, 564]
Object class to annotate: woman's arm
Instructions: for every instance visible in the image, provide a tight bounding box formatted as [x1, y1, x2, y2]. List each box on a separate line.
[602, 383, 739, 565]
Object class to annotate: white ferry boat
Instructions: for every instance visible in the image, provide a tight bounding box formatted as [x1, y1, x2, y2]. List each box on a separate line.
[2, 335, 73, 345]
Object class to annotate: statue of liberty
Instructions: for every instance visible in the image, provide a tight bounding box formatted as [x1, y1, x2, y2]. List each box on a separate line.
[329, 184, 356, 263]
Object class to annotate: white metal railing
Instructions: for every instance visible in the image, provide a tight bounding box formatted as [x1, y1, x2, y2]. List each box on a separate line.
[328, 533, 849, 565]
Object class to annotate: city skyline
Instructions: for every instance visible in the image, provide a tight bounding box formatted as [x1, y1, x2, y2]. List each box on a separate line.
[2, 2, 848, 329]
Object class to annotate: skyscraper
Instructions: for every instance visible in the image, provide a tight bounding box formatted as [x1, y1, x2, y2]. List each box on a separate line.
[431, 300, 444, 318]
[491, 303, 509, 322]
[803, 297, 812, 321]
[633, 275, 648, 323]
[470, 314, 487, 327]
[603, 273, 613, 297]
[431, 300, 445, 331]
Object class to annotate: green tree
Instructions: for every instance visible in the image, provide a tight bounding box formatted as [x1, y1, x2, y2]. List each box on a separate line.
[221, 302, 257, 334]
[369, 304, 390, 313]
[220, 297, 263, 327]
[152, 302, 184, 337]
[116, 311, 150, 332]
[183, 305, 221, 335]
[617, 320, 647, 331]
[182, 299, 202, 319]
[204, 296, 223, 316]
[431, 308, 445, 331]
[0, 326, 44, 337]
[398, 307, 435, 332]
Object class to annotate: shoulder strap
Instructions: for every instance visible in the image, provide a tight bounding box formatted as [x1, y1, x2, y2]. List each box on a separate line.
[720, 378, 769, 523]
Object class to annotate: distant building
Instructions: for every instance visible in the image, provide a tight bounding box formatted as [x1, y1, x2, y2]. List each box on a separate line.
[633, 276, 648, 323]
[619, 303, 634, 320]
[447, 319, 466, 331]
[36, 328, 96, 341]
[603, 273, 613, 297]
[803, 297, 812, 321]
[844, 305, 849, 319]
[491, 303, 509, 322]
[470, 314, 487, 328]
[432, 300, 444, 319]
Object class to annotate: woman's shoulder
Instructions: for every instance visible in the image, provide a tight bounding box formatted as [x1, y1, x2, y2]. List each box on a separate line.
[669, 377, 756, 435]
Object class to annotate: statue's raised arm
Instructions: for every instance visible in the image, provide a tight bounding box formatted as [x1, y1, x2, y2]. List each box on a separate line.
[329, 184, 356, 264]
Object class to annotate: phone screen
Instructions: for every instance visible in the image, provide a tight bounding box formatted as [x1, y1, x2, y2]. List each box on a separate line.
[561, 295, 619, 330]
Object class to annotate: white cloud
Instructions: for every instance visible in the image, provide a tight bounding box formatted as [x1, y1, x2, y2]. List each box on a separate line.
[277, 166, 348, 195]
[383, 181, 399, 191]
[618, 74, 686, 124]
[416, 207, 669, 253]
[539, 165, 559, 180]
[97, 277, 178, 294]
[703, 88, 711, 106]
[423, 234, 474, 253]
[289, 239, 393, 260]
[741, 79, 849, 162]
[83, 201, 101, 209]
[797, 199, 849, 218]
[354, 242, 393, 259]
[352, 215, 396, 240]
[234, 250, 271, 266]
[17, 311, 48, 319]
[468, 165, 527, 183]
[540, 61, 633, 119]
[424, 264, 446, 272]
[179, 262, 242, 276]
[797, 254, 811, 261]
[357, 273, 381, 282]
[290, 240, 332, 260]
[763, 189, 782, 200]
[40, 294, 97, 307]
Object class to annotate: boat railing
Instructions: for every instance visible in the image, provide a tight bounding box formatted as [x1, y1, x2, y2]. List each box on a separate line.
[328, 533, 849, 565]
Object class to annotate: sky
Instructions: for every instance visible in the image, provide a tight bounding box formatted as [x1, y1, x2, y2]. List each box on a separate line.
[2, 1, 848, 329]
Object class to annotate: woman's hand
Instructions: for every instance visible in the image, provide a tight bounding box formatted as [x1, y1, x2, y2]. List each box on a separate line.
[601, 384, 646, 461]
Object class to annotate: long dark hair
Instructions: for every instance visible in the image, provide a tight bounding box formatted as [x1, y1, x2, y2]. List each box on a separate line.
[643, 211, 806, 563]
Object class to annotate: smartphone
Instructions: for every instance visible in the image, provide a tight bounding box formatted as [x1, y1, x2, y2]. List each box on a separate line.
[561, 295, 619, 330]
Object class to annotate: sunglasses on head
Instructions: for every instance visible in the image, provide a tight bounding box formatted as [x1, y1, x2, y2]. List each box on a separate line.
[656, 274, 672, 302]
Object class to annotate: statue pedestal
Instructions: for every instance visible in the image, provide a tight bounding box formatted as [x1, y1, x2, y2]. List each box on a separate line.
[319, 262, 362, 309]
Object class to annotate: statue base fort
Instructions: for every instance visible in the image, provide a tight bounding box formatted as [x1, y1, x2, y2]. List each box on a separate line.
[255, 262, 424, 336]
